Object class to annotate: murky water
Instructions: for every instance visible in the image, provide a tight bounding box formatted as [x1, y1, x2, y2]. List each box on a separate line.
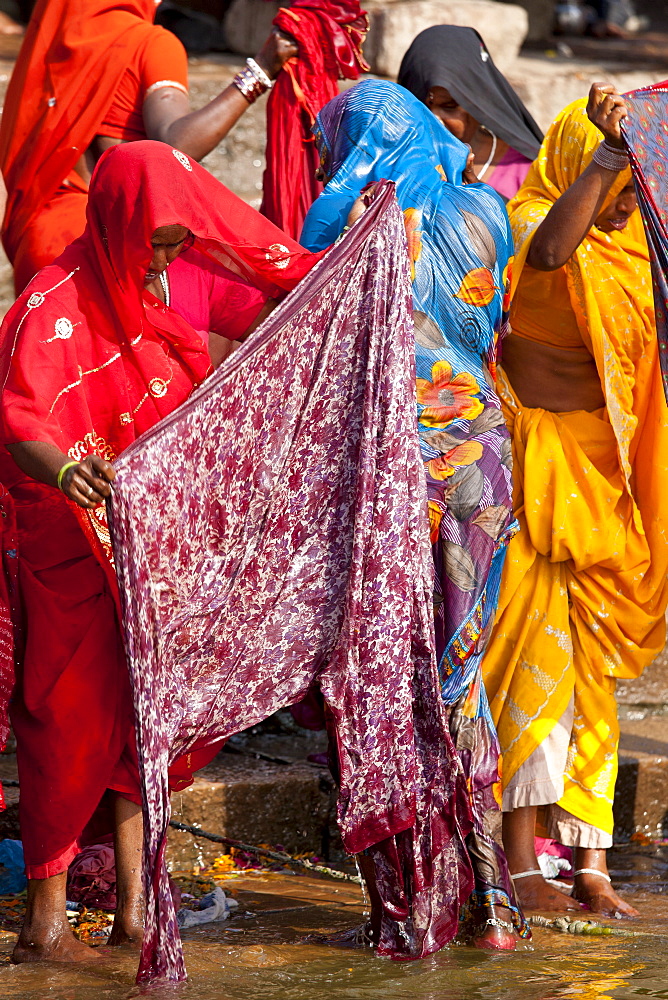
[1, 845, 667, 1000]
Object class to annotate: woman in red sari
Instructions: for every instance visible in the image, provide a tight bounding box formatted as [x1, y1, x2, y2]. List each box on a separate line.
[0, 0, 297, 292]
[0, 140, 319, 963]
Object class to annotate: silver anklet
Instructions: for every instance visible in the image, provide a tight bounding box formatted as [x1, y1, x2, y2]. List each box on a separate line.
[484, 916, 514, 933]
[592, 141, 629, 172]
[573, 868, 612, 883]
[510, 868, 543, 880]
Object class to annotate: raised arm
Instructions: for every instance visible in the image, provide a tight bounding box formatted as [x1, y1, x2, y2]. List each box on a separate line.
[527, 83, 630, 271]
[143, 30, 297, 163]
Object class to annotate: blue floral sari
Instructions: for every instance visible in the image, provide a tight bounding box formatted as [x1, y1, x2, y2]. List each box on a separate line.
[303, 80, 527, 936]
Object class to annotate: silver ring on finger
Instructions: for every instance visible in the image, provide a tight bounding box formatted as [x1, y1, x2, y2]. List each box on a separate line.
[86, 485, 94, 497]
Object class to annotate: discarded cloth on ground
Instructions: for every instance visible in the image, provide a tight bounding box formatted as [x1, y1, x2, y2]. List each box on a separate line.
[109, 184, 474, 983]
[260, 0, 368, 239]
[176, 887, 238, 929]
[621, 83, 668, 401]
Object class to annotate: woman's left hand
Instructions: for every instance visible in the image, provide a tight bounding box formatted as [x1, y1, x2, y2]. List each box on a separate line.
[255, 28, 298, 80]
[346, 182, 380, 229]
[587, 82, 628, 149]
[463, 149, 478, 185]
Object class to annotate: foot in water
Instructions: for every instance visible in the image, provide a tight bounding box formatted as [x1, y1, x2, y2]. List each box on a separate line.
[472, 905, 518, 951]
[12, 915, 102, 965]
[512, 872, 585, 913]
[107, 900, 144, 948]
[572, 873, 639, 918]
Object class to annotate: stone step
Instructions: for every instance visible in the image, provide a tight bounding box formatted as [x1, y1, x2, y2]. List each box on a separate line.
[615, 715, 668, 841]
[1, 712, 665, 854]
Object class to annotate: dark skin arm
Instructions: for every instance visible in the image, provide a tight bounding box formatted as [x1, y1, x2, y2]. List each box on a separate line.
[527, 82, 628, 270]
[144, 31, 297, 160]
[7, 442, 115, 509]
[77, 31, 297, 182]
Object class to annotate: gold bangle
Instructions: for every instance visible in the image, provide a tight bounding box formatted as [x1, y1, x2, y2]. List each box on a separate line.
[57, 460, 79, 491]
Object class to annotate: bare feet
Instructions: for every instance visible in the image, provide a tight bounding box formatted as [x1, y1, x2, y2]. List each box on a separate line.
[108, 795, 144, 948]
[572, 849, 638, 917]
[12, 915, 102, 965]
[107, 899, 144, 948]
[572, 873, 639, 918]
[512, 873, 585, 913]
[471, 903, 518, 950]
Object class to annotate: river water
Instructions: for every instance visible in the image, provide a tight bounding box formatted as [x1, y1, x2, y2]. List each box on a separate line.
[1, 844, 667, 1000]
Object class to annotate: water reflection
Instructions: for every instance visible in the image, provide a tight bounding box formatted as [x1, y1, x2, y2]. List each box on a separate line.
[1, 845, 667, 1000]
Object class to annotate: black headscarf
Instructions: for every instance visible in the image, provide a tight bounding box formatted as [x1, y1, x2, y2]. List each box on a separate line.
[397, 25, 543, 162]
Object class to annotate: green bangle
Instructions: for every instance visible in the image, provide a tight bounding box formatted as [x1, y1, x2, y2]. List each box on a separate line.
[57, 460, 79, 492]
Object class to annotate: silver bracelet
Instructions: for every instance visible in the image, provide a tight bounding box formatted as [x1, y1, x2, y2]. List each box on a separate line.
[592, 140, 629, 172]
[573, 868, 612, 883]
[510, 868, 543, 880]
[246, 57, 273, 90]
[232, 65, 267, 104]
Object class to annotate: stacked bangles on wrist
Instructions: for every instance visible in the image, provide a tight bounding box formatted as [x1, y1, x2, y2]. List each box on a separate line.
[592, 140, 629, 172]
[232, 57, 274, 104]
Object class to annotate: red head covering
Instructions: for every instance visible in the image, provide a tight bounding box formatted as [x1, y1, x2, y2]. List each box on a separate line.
[0, 140, 321, 465]
[0, 0, 158, 263]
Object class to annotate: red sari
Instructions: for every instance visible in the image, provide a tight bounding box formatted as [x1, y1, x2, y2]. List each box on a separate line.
[0, 140, 320, 877]
[261, 0, 368, 239]
[0, 0, 186, 292]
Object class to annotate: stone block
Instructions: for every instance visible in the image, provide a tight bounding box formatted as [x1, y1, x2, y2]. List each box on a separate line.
[224, 0, 281, 55]
[363, 0, 529, 78]
[496, 0, 553, 42]
[617, 646, 668, 708]
[614, 716, 668, 840]
[167, 754, 336, 870]
[223, 0, 528, 75]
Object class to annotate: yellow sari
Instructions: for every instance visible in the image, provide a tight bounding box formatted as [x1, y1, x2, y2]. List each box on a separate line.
[482, 99, 668, 837]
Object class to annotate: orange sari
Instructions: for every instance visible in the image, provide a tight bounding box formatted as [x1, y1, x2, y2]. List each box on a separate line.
[0, 0, 185, 292]
[482, 100, 668, 838]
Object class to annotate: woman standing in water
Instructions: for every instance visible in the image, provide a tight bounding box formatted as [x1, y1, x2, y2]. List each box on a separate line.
[302, 78, 528, 949]
[482, 85, 668, 916]
[0, 140, 318, 964]
[398, 25, 542, 201]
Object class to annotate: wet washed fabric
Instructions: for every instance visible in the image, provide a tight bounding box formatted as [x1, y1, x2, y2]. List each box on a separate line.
[109, 184, 475, 982]
[302, 80, 526, 933]
[483, 99, 668, 839]
[621, 84, 668, 399]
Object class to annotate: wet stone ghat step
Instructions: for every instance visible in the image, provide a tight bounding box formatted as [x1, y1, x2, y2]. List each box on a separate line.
[1, 672, 668, 856]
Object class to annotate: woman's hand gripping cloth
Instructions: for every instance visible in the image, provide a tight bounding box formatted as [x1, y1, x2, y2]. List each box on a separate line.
[621, 84, 668, 401]
[482, 99, 668, 839]
[108, 182, 475, 984]
[260, 0, 369, 239]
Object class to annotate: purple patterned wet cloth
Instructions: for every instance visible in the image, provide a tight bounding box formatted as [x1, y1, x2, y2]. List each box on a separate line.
[109, 187, 474, 983]
[622, 84, 668, 398]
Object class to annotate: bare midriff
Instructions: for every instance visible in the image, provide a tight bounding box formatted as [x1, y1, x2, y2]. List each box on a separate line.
[501, 333, 605, 413]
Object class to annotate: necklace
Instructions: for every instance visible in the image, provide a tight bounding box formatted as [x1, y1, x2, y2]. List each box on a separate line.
[477, 129, 498, 180]
[159, 269, 170, 307]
